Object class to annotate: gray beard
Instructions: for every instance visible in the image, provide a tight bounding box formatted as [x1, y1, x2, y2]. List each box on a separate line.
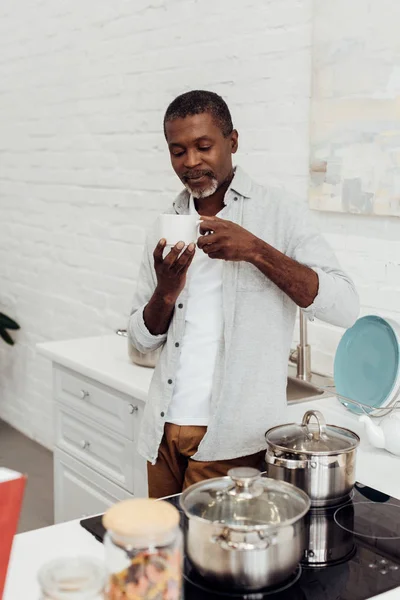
[184, 177, 219, 199]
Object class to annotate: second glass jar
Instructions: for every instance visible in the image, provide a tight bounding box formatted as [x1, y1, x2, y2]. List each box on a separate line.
[103, 498, 183, 600]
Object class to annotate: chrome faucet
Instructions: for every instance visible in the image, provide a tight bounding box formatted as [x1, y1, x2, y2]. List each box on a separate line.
[290, 309, 312, 382]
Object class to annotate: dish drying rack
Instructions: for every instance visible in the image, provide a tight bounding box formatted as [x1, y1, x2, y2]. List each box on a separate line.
[319, 385, 400, 419]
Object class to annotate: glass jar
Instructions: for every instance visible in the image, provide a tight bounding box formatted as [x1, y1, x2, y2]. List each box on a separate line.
[103, 498, 183, 600]
[38, 556, 106, 600]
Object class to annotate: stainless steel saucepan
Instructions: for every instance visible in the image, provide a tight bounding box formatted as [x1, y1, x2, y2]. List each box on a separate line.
[116, 329, 162, 368]
[265, 410, 360, 507]
[180, 467, 310, 591]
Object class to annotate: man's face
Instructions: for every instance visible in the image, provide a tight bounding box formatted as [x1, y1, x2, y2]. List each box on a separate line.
[165, 112, 238, 199]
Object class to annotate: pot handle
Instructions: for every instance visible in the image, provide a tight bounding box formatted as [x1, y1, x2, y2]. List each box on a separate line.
[211, 528, 271, 551]
[302, 410, 327, 440]
[265, 454, 317, 469]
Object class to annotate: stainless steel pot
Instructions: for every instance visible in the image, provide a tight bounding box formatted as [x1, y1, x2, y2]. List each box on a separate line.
[116, 329, 162, 368]
[180, 467, 310, 591]
[128, 341, 162, 368]
[265, 410, 360, 507]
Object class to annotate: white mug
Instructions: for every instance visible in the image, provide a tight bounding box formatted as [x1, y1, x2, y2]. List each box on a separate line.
[158, 214, 202, 247]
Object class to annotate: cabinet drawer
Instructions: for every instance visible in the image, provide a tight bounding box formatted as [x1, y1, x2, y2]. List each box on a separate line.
[54, 365, 142, 440]
[55, 405, 136, 492]
[54, 448, 133, 524]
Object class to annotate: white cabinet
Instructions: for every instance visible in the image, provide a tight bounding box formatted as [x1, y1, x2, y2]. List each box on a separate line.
[54, 366, 139, 439]
[54, 449, 133, 523]
[55, 406, 137, 492]
[53, 364, 148, 524]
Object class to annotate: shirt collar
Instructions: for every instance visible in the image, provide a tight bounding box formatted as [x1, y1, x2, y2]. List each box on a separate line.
[173, 165, 252, 214]
[228, 165, 252, 199]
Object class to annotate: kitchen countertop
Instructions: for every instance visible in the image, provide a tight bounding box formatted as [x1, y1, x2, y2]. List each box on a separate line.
[27, 334, 400, 599]
[36, 334, 400, 498]
[34, 333, 334, 404]
[36, 333, 400, 498]
[37, 334, 154, 402]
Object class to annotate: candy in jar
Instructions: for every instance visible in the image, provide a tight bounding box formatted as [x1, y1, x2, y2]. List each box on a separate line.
[102, 498, 183, 600]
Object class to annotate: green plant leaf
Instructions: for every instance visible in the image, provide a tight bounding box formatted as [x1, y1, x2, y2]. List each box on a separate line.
[0, 329, 14, 345]
[0, 313, 20, 330]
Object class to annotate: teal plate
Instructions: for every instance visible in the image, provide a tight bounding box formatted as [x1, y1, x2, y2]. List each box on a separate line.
[334, 315, 400, 414]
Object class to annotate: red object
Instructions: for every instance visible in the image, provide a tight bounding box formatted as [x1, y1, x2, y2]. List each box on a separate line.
[0, 471, 27, 600]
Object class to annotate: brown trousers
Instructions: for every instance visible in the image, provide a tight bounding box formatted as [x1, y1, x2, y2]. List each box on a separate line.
[147, 423, 265, 498]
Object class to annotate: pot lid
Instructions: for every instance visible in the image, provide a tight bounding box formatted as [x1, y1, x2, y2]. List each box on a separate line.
[265, 410, 360, 454]
[180, 467, 310, 529]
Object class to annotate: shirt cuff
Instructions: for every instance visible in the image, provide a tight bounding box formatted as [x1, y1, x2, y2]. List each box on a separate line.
[302, 268, 333, 322]
[129, 305, 167, 350]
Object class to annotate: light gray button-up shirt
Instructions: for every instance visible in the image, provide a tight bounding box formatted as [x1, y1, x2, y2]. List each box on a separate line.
[128, 167, 359, 464]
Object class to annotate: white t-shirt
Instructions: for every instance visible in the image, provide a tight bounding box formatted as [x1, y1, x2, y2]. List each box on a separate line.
[166, 198, 224, 426]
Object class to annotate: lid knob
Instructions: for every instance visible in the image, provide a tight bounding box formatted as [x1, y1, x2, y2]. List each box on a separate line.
[227, 467, 263, 499]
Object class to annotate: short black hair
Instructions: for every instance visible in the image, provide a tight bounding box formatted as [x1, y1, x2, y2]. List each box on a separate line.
[164, 90, 233, 138]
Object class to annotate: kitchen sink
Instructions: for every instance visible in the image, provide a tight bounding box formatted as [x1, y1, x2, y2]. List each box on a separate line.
[286, 364, 335, 404]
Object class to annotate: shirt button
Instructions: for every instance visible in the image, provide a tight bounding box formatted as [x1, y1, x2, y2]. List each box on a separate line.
[234, 196, 238, 201]
[175, 342, 180, 348]
[168, 379, 173, 384]
[160, 412, 165, 417]
[178, 303, 183, 309]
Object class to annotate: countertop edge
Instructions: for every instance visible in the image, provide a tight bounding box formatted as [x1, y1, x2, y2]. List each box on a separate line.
[36, 341, 149, 403]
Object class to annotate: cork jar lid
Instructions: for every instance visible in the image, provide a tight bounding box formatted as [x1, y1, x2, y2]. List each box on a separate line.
[103, 498, 180, 541]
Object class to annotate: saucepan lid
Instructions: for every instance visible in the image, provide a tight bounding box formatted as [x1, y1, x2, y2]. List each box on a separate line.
[180, 467, 310, 530]
[265, 410, 360, 455]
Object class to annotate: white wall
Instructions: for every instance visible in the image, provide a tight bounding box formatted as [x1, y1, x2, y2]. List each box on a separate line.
[0, 0, 398, 448]
[307, 0, 400, 373]
[310, 1, 400, 217]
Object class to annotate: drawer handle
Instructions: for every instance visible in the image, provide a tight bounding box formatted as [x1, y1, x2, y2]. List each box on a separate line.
[79, 390, 90, 400]
[80, 440, 90, 450]
[128, 404, 138, 414]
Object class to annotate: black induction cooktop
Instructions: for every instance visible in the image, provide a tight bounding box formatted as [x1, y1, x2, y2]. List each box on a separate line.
[80, 482, 400, 600]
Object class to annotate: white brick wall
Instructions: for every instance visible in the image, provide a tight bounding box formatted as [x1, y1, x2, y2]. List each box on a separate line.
[0, 0, 399, 448]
